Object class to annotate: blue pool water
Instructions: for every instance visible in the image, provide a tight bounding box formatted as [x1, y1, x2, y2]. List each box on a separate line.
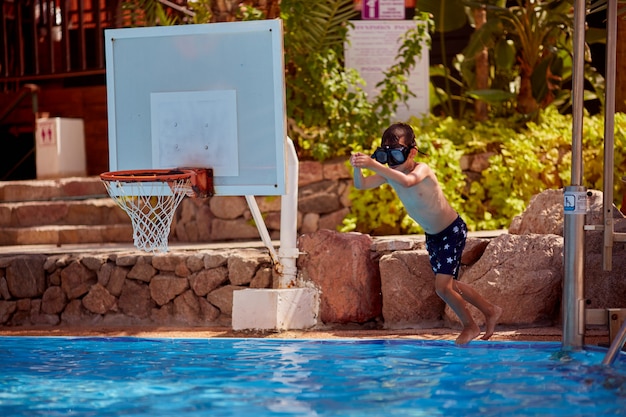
[0, 337, 625, 417]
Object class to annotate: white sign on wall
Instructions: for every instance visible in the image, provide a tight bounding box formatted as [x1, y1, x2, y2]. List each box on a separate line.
[345, 20, 429, 121]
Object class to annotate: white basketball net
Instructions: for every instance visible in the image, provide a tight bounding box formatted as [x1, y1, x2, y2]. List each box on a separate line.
[102, 178, 192, 253]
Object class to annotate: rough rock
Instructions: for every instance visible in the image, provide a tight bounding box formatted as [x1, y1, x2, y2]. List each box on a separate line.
[461, 238, 490, 266]
[82, 283, 117, 314]
[106, 265, 128, 297]
[207, 285, 241, 316]
[250, 267, 273, 289]
[447, 233, 564, 327]
[172, 290, 202, 324]
[61, 299, 97, 325]
[189, 267, 228, 296]
[5, 255, 46, 298]
[149, 274, 189, 306]
[209, 196, 248, 220]
[127, 260, 157, 282]
[379, 250, 445, 328]
[204, 252, 230, 269]
[228, 251, 269, 286]
[298, 180, 342, 214]
[298, 161, 324, 186]
[297, 229, 381, 324]
[61, 260, 97, 299]
[509, 188, 624, 236]
[41, 286, 67, 314]
[186, 254, 205, 272]
[30, 299, 60, 325]
[508, 188, 626, 309]
[509, 189, 565, 235]
[0, 277, 10, 300]
[118, 279, 153, 319]
[210, 218, 260, 241]
[152, 255, 185, 272]
[0, 300, 17, 323]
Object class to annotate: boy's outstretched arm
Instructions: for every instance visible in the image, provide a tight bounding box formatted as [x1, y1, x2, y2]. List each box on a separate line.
[350, 153, 386, 189]
[351, 151, 428, 189]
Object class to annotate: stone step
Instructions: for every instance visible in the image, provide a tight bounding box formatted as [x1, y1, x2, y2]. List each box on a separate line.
[0, 176, 107, 202]
[0, 198, 130, 228]
[0, 224, 134, 246]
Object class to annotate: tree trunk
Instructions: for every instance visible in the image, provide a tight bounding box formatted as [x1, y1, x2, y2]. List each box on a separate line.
[473, 6, 488, 121]
[516, 65, 539, 115]
[615, 13, 626, 113]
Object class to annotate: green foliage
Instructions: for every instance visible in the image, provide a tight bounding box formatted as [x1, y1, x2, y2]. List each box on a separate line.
[282, 1, 433, 160]
[423, 0, 605, 120]
[188, 0, 212, 23]
[343, 109, 626, 234]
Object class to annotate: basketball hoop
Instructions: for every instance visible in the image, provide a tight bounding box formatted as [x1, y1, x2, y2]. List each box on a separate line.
[100, 168, 214, 253]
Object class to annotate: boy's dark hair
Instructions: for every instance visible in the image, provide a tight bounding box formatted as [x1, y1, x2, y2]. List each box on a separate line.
[381, 123, 416, 148]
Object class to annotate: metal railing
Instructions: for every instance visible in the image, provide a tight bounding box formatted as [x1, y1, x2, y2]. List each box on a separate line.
[602, 318, 626, 366]
[0, 1, 125, 89]
[0, 1, 201, 90]
[0, 83, 39, 123]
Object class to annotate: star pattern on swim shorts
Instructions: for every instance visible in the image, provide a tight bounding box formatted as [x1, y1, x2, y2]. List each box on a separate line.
[426, 219, 467, 275]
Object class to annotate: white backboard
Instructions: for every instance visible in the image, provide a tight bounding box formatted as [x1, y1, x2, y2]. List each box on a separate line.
[104, 20, 287, 195]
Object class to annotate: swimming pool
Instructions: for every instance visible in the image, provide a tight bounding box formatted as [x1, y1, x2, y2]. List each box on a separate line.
[0, 337, 624, 416]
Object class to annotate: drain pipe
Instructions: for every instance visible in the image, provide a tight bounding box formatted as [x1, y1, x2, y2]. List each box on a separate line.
[562, 0, 587, 351]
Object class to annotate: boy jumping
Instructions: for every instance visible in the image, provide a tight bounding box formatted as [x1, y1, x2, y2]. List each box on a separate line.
[350, 122, 502, 344]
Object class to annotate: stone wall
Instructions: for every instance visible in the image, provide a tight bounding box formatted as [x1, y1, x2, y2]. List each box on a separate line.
[0, 249, 275, 328]
[171, 159, 354, 243]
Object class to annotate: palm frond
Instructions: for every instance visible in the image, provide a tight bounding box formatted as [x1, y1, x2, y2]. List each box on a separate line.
[282, 0, 358, 56]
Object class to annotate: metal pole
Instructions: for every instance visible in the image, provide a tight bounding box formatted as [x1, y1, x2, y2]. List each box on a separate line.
[602, 318, 626, 366]
[603, 0, 618, 271]
[278, 138, 300, 289]
[562, 0, 587, 351]
[563, 186, 586, 350]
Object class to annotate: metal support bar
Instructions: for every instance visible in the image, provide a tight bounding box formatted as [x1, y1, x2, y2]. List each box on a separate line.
[277, 138, 299, 288]
[563, 186, 586, 351]
[603, 0, 618, 271]
[561, 0, 587, 352]
[245, 194, 279, 265]
[602, 317, 626, 366]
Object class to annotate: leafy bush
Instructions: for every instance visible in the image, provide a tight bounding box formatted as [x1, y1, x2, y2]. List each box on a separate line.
[281, 1, 433, 160]
[342, 109, 626, 234]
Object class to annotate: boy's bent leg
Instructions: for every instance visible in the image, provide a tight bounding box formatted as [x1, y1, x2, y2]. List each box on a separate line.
[454, 281, 503, 340]
[435, 274, 480, 345]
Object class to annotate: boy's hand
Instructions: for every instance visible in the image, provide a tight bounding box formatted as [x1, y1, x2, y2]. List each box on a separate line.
[350, 152, 373, 169]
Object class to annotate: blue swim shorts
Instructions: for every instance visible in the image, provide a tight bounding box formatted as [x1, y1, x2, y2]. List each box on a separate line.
[424, 215, 467, 279]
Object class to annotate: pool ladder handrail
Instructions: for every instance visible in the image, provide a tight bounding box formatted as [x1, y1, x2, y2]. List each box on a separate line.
[602, 317, 626, 366]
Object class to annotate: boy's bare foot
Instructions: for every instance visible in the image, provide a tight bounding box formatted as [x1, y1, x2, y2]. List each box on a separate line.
[481, 305, 503, 340]
[455, 323, 481, 345]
